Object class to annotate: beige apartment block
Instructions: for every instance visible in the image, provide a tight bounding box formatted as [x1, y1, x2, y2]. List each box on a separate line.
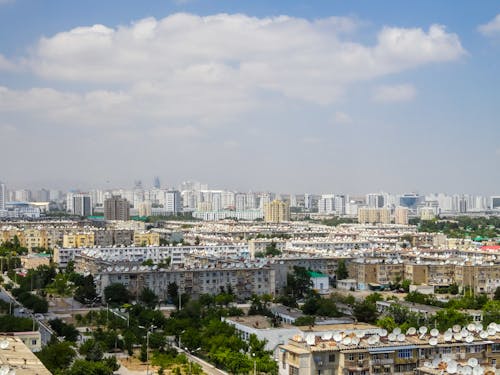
[133, 231, 160, 246]
[357, 208, 391, 224]
[264, 200, 290, 223]
[62, 232, 95, 248]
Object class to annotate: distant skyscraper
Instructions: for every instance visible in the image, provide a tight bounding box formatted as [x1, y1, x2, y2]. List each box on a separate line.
[104, 196, 130, 221]
[264, 200, 290, 223]
[72, 193, 92, 216]
[394, 206, 409, 225]
[304, 193, 312, 210]
[165, 191, 182, 213]
[0, 182, 6, 210]
[153, 176, 161, 189]
[491, 196, 500, 210]
[366, 193, 385, 208]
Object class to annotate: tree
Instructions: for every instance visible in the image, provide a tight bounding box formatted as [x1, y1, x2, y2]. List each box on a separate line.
[335, 259, 349, 281]
[103, 283, 130, 306]
[66, 360, 114, 375]
[285, 266, 312, 300]
[494, 286, 500, 301]
[167, 282, 179, 305]
[49, 318, 79, 342]
[139, 287, 159, 309]
[36, 341, 76, 373]
[140, 343, 148, 363]
[353, 300, 378, 323]
[74, 275, 98, 304]
[482, 300, 500, 326]
[79, 339, 103, 361]
[429, 309, 470, 332]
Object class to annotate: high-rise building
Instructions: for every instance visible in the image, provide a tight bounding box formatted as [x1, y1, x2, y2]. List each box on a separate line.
[358, 207, 391, 224]
[263, 200, 290, 223]
[153, 176, 161, 189]
[491, 196, 500, 210]
[318, 194, 335, 214]
[72, 193, 92, 216]
[165, 190, 182, 213]
[104, 196, 130, 221]
[366, 193, 385, 208]
[394, 206, 409, 225]
[0, 182, 6, 210]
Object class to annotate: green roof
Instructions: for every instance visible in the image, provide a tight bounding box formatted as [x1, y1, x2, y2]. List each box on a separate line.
[308, 271, 328, 278]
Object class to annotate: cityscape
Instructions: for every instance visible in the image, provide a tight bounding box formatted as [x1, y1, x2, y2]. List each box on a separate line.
[1, 1, 500, 375]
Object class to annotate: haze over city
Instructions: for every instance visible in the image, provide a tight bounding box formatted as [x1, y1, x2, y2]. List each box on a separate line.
[1, 1, 499, 193]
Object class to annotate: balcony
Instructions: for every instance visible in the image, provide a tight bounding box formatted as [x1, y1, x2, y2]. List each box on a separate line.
[370, 359, 394, 366]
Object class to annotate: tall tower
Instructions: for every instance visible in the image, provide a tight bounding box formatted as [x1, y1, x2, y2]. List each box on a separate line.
[104, 196, 130, 221]
[0, 182, 6, 210]
[153, 176, 161, 189]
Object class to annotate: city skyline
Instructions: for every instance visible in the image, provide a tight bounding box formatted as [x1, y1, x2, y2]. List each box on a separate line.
[0, 1, 499, 194]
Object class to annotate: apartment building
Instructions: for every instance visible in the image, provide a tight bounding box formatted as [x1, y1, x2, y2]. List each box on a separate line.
[454, 264, 500, 294]
[62, 232, 95, 248]
[133, 231, 160, 246]
[279, 326, 500, 375]
[347, 259, 404, 290]
[264, 200, 290, 223]
[404, 263, 456, 286]
[357, 208, 391, 224]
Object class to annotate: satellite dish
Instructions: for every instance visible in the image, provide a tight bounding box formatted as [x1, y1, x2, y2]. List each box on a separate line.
[487, 328, 496, 336]
[333, 333, 342, 342]
[397, 334, 406, 342]
[448, 362, 458, 374]
[472, 367, 483, 375]
[467, 323, 476, 332]
[461, 330, 469, 338]
[430, 328, 439, 337]
[452, 325, 461, 333]
[355, 330, 365, 339]
[306, 334, 315, 346]
[429, 337, 438, 346]
[444, 332, 453, 342]
[351, 337, 360, 346]
[0, 341, 9, 350]
[465, 335, 474, 343]
[453, 333, 462, 341]
[388, 333, 396, 341]
[462, 366, 473, 375]
[0, 366, 9, 375]
[407, 327, 417, 335]
[342, 337, 352, 345]
[487, 322, 497, 331]
[468, 358, 478, 367]
[419, 326, 428, 335]
[475, 323, 483, 332]
[323, 332, 333, 340]
[479, 331, 488, 339]
[379, 329, 388, 337]
[393, 327, 402, 335]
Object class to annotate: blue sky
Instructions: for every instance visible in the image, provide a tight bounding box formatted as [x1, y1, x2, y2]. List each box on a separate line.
[0, 0, 499, 194]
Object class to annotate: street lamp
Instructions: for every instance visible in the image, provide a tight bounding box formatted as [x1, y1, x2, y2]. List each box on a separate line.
[139, 325, 157, 375]
[252, 353, 256, 375]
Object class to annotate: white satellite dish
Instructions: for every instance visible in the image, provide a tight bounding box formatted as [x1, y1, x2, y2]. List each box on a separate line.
[479, 331, 488, 339]
[472, 367, 482, 375]
[487, 328, 496, 336]
[448, 362, 458, 374]
[342, 337, 352, 345]
[323, 332, 333, 340]
[355, 330, 365, 339]
[379, 329, 388, 337]
[467, 323, 476, 332]
[397, 334, 406, 342]
[465, 335, 474, 343]
[306, 334, 315, 346]
[475, 323, 483, 332]
[0, 341, 9, 350]
[333, 333, 343, 342]
[453, 332, 462, 341]
[351, 337, 360, 346]
[393, 327, 402, 335]
[430, 328, 439, 337]
[372, 334, 380, 344]
[487, 322, 497, 331]
[468, 358, 478, 367]
[452, 325, 461, 333]
[407, 327, 417, 335]
[444, 332, 453, 342]
[462, 366, 473, 375]
[461, 330, 469, 338]
[0, 366, 9, 375]
[419, 326, 428, 335]
[388, 333, 396, 341]
[429, 337, 438, 346]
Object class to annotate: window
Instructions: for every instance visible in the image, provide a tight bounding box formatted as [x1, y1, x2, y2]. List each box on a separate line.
[328, 354, 335, 363]
[348, 353, 355, 361]
[358, 353, 365, 360]
[289, 366, 299, 375]
[398, 349, 412, 359]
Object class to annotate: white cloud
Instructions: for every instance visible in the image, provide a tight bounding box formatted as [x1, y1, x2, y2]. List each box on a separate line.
[373, 84, 417, 102]
[0, 14, 464, 142]
[478, 14, 500, 37]
[333, 111, 352, 124]
[0, 54, 16, 71]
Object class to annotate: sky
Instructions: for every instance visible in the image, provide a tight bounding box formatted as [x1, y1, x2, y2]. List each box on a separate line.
[0, 0, 499, 195]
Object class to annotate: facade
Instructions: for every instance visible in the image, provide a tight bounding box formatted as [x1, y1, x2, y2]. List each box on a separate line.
[0, 335, 51, 374]
[357, 208, 391, 224]
[394, 206, 409, 225]
[0, 182, 5, 210]
[279, 327, 500, 375]
[72, 193, 92, 216]
[104, 196, 130, 221]
[62, 232, 95, 248]
[264, 200, 290, 223]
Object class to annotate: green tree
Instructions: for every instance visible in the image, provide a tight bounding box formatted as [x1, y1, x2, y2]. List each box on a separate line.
[74, 275, 98, 304]
[103, 283, 130, 306]
[335, 259, 349, 281]
[494, 286, 500, 301]
[429, 308, 470, 332]
[49, 318, 79, 342]
[353, 299, 379, 324]
[482, 300, 500, 326]
[36, 341, 76, 373]
[139, 287, 159, 309]
[66, 360, 114, 375]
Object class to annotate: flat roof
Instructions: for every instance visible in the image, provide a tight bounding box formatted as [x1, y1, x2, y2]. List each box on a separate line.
[0, 336, 51, 375]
